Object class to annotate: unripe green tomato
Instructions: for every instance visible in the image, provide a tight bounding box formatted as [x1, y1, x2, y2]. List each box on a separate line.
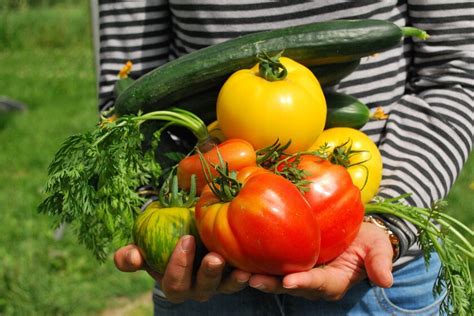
[133, 202, 198, 274]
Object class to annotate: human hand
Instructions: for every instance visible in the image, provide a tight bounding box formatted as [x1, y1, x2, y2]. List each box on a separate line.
[247, 222, 394, 300]
[114, 235, 251, 303]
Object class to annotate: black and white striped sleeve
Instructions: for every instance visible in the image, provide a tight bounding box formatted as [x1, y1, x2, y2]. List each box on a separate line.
[378, 1, 473, 208]
[96, 0, 171, 111]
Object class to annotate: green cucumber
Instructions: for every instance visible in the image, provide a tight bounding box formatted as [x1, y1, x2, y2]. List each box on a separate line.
[308, 59, 360, 87]
[113, 77, 134, 98]
[325, 91, 371, 129]
[115, 19, 427, 116]
[174, 60, 362, 124]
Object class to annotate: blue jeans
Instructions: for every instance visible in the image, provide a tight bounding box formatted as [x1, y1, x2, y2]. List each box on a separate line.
[153, 253, 445, 315]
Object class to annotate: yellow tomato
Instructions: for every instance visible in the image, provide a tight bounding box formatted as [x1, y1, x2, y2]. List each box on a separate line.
[309, 127, 383, 203]
[216, 57, 326, 153]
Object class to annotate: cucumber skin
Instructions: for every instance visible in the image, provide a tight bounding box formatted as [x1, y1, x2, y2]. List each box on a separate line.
[113, 77, 134, 99]
[324, 91, 371, 129]
[308, 59, 360, 87]
[115, 19, 403, 116]
[176, 60, 362, 124]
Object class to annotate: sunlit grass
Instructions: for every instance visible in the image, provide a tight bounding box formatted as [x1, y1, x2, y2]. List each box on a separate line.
[0, 4, 153, 315]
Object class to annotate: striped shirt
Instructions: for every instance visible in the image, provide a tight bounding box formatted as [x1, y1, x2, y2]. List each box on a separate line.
[93, 0, 474, 265]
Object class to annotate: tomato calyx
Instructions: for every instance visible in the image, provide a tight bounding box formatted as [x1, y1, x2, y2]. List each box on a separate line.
[255, 139, 292, 169]
[257, 51, 288, 81]
[274, 154, 312, 193]
[316, 139, 371, 191]
[315, 139, 370, 169]
[158, 173, 197, 208]
[198, 150, 242, 202]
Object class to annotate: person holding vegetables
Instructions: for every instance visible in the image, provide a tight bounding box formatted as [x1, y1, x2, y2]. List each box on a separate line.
[92, 1, 473, 315]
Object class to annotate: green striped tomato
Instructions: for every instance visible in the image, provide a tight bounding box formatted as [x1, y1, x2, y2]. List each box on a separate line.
[132, 201, 198, 274]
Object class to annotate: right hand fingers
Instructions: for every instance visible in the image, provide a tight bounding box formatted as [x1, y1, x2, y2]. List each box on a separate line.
[193, 252, 226, 301]
[218, 269, 251, 294]
[161, 237, 247, 302]
[116, 236, 250, 303]
[160, 235, 196, 303]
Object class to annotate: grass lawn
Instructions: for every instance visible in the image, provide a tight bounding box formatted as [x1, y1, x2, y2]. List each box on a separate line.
[0, 2, 472, 315]
[0, 3, 153, 315]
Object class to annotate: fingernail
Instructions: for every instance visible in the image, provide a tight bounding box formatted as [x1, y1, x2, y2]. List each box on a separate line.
[283, 283, 298, 289]
[127, 249, 140, 268]
[207, 257, 223, 271]
[237, 277, 249, 284]
[387, 273, 394, 288]
[180, 236, 193, 252]
[250, 283, 265, 290]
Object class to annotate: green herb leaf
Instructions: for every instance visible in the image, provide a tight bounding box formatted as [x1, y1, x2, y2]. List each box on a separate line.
[365, 197, 474, 315]
[38, 116, 162, 261]
[38, 108, 211, 261]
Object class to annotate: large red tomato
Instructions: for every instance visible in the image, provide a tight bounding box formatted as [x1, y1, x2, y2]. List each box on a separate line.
[177, 139, 257, 194]
[278, 155, 364, 264]
[195, 166, 321, 275]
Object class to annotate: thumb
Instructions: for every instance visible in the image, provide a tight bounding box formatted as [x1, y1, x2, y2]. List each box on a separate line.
[114, 244, 144, 272]
[364, 236, 394, 288]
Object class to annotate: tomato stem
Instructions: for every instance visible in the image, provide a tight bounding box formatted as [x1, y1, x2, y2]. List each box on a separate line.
[256, 140, 292, 168]
[257, 51, 288, 81]
[401, 27, 430, 40]
[317, 140, 371, 190]
[198, 149, 242, 202]
[159, 173, 197, 208]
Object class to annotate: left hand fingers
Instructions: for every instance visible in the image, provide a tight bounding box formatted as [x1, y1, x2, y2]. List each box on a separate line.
[281, 267, 356, 301]
[248, 270, 346, 300]
[248, 274, 286, 294]
[363, 225, 394, 288]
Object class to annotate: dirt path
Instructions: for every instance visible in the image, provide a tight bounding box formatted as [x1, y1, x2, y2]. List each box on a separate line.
[101, 291, 153, 316]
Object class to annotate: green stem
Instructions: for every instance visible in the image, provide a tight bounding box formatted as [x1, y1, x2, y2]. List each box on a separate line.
[132, 108, 210, 145]
[430, 218, 474, 254]
[365, 204, 439, 234]
[198, 149, 241, 203]
[436, 212, 474, 237]
[159, 173, 197, 208]
[365, 203, 474, 257]
[384, 204, 474, 253]
[401, 26, 430, 40]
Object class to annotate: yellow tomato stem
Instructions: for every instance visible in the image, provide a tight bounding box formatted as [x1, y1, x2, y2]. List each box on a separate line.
[257, 51, 288, 81]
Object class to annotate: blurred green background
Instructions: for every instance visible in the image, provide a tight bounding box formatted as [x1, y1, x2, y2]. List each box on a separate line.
[0, 1, 154, 315]
[0, 1, 472, 315]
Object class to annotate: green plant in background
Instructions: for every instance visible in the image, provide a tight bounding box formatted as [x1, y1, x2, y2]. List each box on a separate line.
[0, 1, 472, 315]
[0, 2, 153, 315]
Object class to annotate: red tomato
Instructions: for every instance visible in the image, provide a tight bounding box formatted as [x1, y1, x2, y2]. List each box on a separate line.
[279, 155, 364, 264]
[177, 139, 257, 194]
[195, 166, 321, 275]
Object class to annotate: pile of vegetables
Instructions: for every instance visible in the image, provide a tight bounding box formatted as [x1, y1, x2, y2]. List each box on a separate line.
[38, 19, 473, 315]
